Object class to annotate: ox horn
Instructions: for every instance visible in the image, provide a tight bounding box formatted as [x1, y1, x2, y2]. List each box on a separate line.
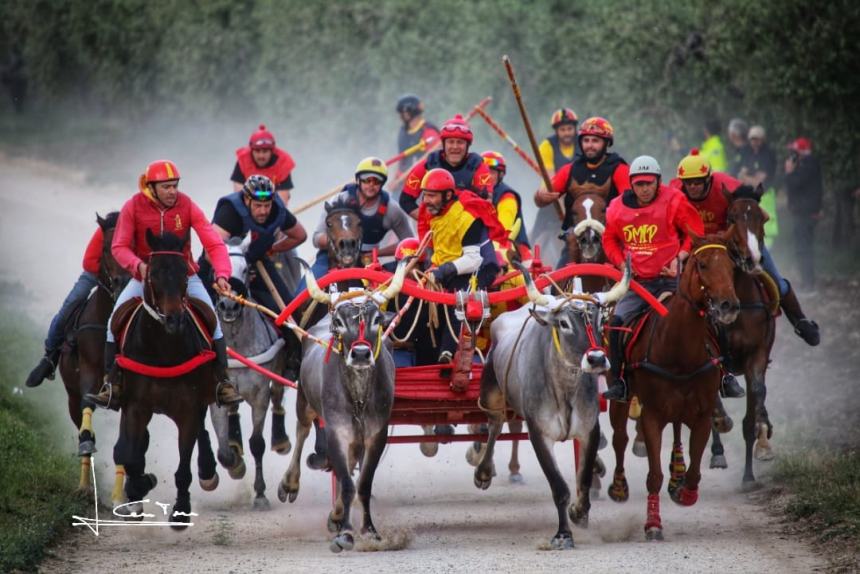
[302, 264, 332, 305]
[373, 258, 409, 304]
[512, 260, 549, 306]
[572, 217, 605, 237]
[596, 254, 631, 305]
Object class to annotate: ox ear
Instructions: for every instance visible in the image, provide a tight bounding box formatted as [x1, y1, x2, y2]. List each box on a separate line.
[380, 310, 396, 331]
[528, 306, 550, 326]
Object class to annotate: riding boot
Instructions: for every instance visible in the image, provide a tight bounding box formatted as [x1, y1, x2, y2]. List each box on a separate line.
[779, 281, 820, 346]
[213, 338, 244, 407]
[602, 320, 628, 402]
[25, 348, 61, 388]
[716, 326, 744, 398]
[88, 341, 122, 410]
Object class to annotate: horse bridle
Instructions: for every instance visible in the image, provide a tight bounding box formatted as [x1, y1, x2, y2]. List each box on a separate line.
[681, 243, 729, 319]
[142, 250, 188, 323]
[726, 200, 763, 270]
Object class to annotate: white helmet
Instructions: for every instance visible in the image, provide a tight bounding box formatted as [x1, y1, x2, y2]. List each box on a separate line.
[629, 155, 662, 183]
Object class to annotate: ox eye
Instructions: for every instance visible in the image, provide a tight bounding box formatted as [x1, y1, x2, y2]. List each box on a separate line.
[558, 318, 573, 333]
[333, 317, 346, 331]
[371, 315, 381, 327]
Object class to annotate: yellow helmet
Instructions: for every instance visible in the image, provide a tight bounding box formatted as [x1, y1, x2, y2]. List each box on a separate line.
[676, 148, 711, 180]
[355, 156, 388, 184]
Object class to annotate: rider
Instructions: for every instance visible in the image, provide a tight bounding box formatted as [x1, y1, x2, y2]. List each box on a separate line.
[671, 148, 820, 346]
[601, 156, 706, 402]
[25, 218, 116, 387]
[231, 124, 297, 206]
[394, 94, 440, 184]
[308, 157, 415, 279]
[538, 108, 580, 174]
[202, 174, 307, 313]
[399, 114, 494, 218]
[90, 160, 243, 409]
[534, 116, 629, 266]
[482, 150, 531, 260]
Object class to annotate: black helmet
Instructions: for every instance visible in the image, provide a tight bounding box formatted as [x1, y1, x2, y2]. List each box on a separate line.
[396, 94, 422, 115]
[243, 174, 275, 202]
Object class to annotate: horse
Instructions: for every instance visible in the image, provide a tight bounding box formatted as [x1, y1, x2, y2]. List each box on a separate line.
[610, 227, 742, 540]
[204, 235, 289, 509]
[112, 230, 219, 528]
[56, 213, 129, 491]
[707, 185, 778, 486]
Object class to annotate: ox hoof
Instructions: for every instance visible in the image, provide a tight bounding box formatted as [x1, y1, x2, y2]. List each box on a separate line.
[199, 472, 220, 491]
[277, 478, 299, 503]
[509, 472, 524, 485]
[330, 532, 354, 553]
[645, 527, 664, 541]
[306, 453, 330, 471]
[253, 495, 270, 511]
[632, 440, 647, 458]
[710, 454, 728, 469]
[568, 505, 589, 528]
[420, 442, 439, 457]
[77, 440, 97, 457]
[550, 532, 574, 550]
[327, 514, 343, 533]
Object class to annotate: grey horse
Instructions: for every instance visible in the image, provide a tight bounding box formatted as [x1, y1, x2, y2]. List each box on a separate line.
[475, 260, 630, 549]
[210, 236, 290, 510]
[277, 260, 408, 553]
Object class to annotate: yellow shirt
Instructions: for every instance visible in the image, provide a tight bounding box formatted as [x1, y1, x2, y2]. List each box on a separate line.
[429, 201, 477, 266]
[496, 195, 519, 234]
[539, 138, 575, 175]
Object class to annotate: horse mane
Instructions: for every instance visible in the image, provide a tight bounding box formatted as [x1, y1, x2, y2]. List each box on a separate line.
[147, 229, 188, 252]
[732, 184, 762, 203]
[97, 211, 120, 230]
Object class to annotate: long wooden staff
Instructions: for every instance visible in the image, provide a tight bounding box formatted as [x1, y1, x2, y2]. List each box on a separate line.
[473, 106, 541, 175]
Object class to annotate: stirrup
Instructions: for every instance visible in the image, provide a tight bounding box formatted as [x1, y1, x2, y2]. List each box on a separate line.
[602, 378, 628, 402]
[88, 381, 120, 410]
[215, 381, 243, 407]
[720, 373, 745, 398]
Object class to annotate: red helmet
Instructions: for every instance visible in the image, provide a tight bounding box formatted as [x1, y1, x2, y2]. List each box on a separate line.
[788, 137, 812, 153]
[578, 116, 614, 145]
[551, 108, 578, 128]
[481, 150, 506, 173]
[421, 168, 456, 192]
[440, 114, 473, 143]
[395, 237, 424, 261]
[249, 124, 276, 149]
[144, 160, 180, 184]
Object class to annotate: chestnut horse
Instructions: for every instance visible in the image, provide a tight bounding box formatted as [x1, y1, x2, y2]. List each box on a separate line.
[614, 228, 742, 540]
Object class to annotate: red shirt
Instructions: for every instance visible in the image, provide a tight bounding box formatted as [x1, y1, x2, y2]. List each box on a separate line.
[604, 185, 704, 280]
[669, 172, 741, 234]
[82, 227, 104, 274]
[402, 154, 494, 201]
[112, 189, 231, 281]
[235, 146, 296, 186]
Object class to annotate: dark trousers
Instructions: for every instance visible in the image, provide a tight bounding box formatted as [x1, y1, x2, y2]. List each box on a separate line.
[790, 212, 817, 290]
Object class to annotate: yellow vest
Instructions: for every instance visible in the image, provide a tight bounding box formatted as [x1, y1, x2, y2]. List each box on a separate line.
[430, 201, 477, 266]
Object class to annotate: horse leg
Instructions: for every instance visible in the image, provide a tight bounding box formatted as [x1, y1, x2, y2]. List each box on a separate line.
[327, 430, 357, 553]
[632, 418, 647, 457]
[227, 406, 244, 457]
[641, 412, 665, 540]
[672, 415, 710, 507]
[278, 391, 313, 503]
[710, 427, 728, 469]
[269, 382, 291, 455]
[464, 423, 486, 467]
[196, 408, 219, 491]
[357, 428, 389, 540]
[741, 375, 758, 488]
[608, 400, 630, 502]
[474, 359, 503, 488]
[569, 422, 599, 529]
[508, 420, 524, 483]
[119, 406, 155, 519]
[529, 424, 574, 549]
[751, 364, 774, 462]
[210, 403, 245, 479]
[250, 393, 269, 510]
[170, 409, 200, 531]
[306, 418, 330, 469]
[77, 366, 100, 457]
[667, 422, 687, 497]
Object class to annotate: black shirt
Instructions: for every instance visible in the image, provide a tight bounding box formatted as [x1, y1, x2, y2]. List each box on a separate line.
[213, 200, 298, 238]
[230, 153, 294, 191]
[738, 144, 776, 189]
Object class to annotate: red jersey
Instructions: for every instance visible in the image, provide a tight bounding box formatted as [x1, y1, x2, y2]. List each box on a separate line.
[112, 189, 230, 281]
[604, 185, 704, 280]
[82, 227, 104, 274]
[402, 152, 494, 202]
[669, 171, 741, 234]
[235, 146, 296, 186]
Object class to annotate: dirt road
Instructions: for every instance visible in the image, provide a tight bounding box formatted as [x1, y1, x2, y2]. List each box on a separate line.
[0, 155, 827, 572]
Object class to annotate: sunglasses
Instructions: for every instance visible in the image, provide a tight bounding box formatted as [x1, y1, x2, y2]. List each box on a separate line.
[443, 124, 471, 135]
[483, 158, 505, 170]
[248, 190, 274, 201]
[359, 175, 384, 185]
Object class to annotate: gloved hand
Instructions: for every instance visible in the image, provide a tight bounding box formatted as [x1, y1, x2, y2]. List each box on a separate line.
[245, 235, 275, 263]
[430, 262, 457, 285]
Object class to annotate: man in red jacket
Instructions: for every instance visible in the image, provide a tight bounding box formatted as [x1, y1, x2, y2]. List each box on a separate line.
[231, 124, 297, 206]
[90, 160, 242, 409]
[601, 156, 705, 402]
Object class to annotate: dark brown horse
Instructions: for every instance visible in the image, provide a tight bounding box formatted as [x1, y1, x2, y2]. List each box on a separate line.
[113, 230, 217, 528]
[57, 213, 128, 491]
[562, 194, 609, 293]
[611, 228, 741, 540]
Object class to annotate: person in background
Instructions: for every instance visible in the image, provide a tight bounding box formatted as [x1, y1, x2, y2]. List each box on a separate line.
[231, 124, 297, 206]
[784, 137, 823, 294]
[727, 118, 750, 177]
[394, 94, 439, 187]
[700, 117, 728, 173]
[739, 125, 779, 243]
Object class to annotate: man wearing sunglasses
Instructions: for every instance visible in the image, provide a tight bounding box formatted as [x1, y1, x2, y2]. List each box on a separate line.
[399, 114, 495, 219]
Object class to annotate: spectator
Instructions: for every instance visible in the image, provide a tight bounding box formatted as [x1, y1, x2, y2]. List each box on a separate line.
[726, 118, 750, 177]
[738, 125, 780, 244]
[784, 137, 823, 292]
[700, 117, 728, 173]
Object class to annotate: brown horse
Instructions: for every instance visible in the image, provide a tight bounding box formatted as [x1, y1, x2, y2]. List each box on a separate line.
[562, 194, 609, 293]
[707, 186, 778, 486]
[57, 213, 128, 490]
[612, 228, 742, 540]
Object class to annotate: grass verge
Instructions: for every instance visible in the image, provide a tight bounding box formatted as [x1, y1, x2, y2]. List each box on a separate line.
[0, 294, 86, 572]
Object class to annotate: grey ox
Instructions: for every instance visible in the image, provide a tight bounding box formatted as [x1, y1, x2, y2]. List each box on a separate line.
[474, 260, 630, 549]
[277, 259, 408, 553]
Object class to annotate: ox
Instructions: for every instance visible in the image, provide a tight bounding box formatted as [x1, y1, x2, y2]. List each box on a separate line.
[475, 260, 630, 549]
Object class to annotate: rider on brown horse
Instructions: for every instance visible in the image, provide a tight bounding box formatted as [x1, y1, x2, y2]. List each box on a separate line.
[671, 148, 820, 346]
[602, 156, 708, 402]
[90, 160, 242, 408]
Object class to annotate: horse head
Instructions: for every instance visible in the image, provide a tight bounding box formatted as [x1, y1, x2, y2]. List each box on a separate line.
[216, 235, 251, 323]
[96, 212, 130, 299]
[726, 184, 766, 273]
[684, 228, 741, 325]
[568, 195, 607, 263]
[325, 204, 363, 268]
[144, 229, 190, 335]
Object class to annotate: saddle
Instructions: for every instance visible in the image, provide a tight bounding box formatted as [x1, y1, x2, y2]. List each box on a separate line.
[620, 291, 674, 363]
[110, 297, 216, 343]
[60, 292, 97, 352]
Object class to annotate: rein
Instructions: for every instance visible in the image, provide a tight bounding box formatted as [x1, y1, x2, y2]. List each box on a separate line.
[143, 250, 188, 323]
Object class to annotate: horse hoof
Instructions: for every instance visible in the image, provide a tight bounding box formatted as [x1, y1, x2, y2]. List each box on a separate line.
[228, 458, 246, 480]
[645, 527, 664, 541]
[228, 439, 245, 458]
[710, 454, 728, 469]
[420, 442, 439, 458]
[145, 473, 158, 492]
[170, 506, 191, 531]
[632, 441, 647, 458]
[508, 472, 524, 485]
[550, 533, 574, 550]
[272, 439, 292, 456]
[713, 415, 734, 434]
[608, 475, 629, 503]
[78, 441, 97, 456]
[474, 467, 493, 490]
[306, 453, 330, 471]
[741, 478, 762, 493]
[361, 526, 382, 541]
[330, 532, 354, 553]
[465, 446, 482, 467]
[115, 501, 144, 520]
[253, 496, 270, 511]
[671, 486, 698, 507]
[598, 431, 608, 450]
[568, 505, 589, 528]
[327, 514, 342, 533]
[594, 455, 607, 478]
[754, 444, 775, 461]
[199, 472, 220, 491]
